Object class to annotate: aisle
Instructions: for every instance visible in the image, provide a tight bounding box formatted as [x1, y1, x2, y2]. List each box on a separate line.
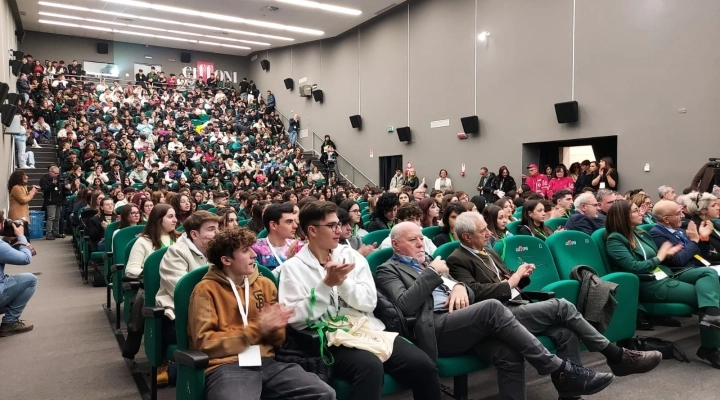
[0, 238, 138, 400]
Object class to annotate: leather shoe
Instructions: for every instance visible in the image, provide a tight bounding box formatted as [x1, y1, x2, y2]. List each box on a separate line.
[636, 319, 655, 331]
[551, 361, 614, 397]
[608, 349, 662, 376]
[700, 314, 720, 330]
[696, 346, 720, 369]
[646, 316, 681, 327]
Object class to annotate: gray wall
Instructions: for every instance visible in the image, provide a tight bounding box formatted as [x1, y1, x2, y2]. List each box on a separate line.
[1, 0, 18, 212]
[19, 31, 249, 84]
[251, 0, 720, 196]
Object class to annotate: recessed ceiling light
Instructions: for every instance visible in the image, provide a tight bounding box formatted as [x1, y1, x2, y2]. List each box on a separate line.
[276, 0, 361, 16]
[97, 0, 324, 35]
[38, 1, 295, 41]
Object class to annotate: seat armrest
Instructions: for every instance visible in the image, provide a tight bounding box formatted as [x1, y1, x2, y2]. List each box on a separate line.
[288, 327, 320, 351]
[122, 280, 143, 291]
[173, 349, 209, 370]
[142, 306, 165, 318]
[636, 274, 656, 282]
[105, 251, 113, 258]
[524, 291, 556, 301]
[110, 263, 125, 274]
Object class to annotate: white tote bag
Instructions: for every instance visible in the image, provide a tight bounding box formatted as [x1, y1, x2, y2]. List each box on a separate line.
[326, 315, 398, 362]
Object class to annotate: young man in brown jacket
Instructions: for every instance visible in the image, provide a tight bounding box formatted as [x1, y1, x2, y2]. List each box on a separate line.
[188, 227, 335, 400]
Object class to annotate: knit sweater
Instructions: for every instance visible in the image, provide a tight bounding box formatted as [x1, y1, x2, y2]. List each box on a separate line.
[125, 234, 173, 279]
[156, 234, 208, 320]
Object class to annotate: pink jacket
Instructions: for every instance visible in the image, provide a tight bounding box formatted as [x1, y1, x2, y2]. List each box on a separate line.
[547, 177, 575, 198]
[525, 174, 549, 197]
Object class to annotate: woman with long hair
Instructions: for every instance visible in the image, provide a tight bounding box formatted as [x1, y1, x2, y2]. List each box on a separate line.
[517, 200, 554, 241]
[491, 166, 517, 199]
[117, 204, 141, 231]
[170, 193, 192, 227]
[419, 198, 440, 228]
[432, 203, 465, 247]
[87, 197, 117, 252]
[246, 200, 270, 234]
[124, 204, 178, 279]
[8, 171, 38, 227]
[140, 199, 154, 222]
[217, 207, 239, 230]
[482, 205, 513, 248]
[339, 199, 368, 238]
[547, 165, 575, 199]
[631, 193, 656, 225]
[592, 157, 619, 190]
[495, 197, 517, 221]
[366, 193, 398, 232]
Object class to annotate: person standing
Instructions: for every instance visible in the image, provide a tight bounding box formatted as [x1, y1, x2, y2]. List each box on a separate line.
[39, 166, 68, 240]
[8, 171, 38, 237]
[476, 167, 496, 202]
[288, 114, 300, 147]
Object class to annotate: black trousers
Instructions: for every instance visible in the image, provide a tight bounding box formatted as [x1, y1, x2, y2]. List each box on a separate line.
[330, 335, 441, 400]
[162, 316, 177, 351]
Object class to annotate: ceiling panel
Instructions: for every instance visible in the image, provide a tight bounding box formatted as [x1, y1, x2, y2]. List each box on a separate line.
[17, 0, 403, 56]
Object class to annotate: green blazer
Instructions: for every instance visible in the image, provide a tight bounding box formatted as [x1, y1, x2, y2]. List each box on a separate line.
[606, 230, 671, 276]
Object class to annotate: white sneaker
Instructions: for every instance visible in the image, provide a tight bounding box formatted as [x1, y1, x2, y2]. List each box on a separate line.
[26, 165, 35, 169]
[32, 143, 41, 148]
[19, 164, 28, 169]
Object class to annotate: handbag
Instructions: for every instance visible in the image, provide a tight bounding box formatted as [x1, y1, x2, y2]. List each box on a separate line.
[619, 336, 689, 362]
[325, 315, 398, 362]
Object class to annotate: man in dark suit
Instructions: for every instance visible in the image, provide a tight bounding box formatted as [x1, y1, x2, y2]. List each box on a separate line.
[649, 200, 713, 271]
[107, 162, 126, 186]
[446, 212, 661, 396]
[564, 193, 603, 235]
[376, 222, 616, 400]
[476, 167, 497, 203]
[594, 189, 617, 227]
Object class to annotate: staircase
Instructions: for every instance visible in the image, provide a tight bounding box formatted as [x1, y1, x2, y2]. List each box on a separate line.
[300, 149, 347, 186]
[21, 139, 59, 210]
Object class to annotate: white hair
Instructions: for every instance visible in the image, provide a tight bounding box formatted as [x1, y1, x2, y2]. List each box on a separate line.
[658, 185, 671, 199]
[686, 192, 718, 215]
[454, 212, 484, 240]
[390, 221, 419, 241]
[573, 193, 595, 210]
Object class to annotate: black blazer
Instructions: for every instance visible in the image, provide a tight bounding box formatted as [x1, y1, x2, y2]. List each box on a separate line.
[648, 225, 708, 270]
[691, 216, 720, 263]
[447, 246, 529, 303]
[564, 211, 602, 236]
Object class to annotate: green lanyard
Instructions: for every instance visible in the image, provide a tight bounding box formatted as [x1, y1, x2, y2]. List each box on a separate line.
[449, 232, 456, 242]
[352, 225, 358, 237]
[160, 238, 175, 249]
[534, 227, 548, 239]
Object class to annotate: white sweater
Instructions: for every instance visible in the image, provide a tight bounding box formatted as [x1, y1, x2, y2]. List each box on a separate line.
[156, 234, 207, 320]
[278, 244, 385, 331]
[125, 234, 173, 279]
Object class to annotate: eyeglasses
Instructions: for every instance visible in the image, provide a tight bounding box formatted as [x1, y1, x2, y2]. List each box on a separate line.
[312, 222, 342, 231]
[349, 209, 361, 214]
[584, 203, 599, 208]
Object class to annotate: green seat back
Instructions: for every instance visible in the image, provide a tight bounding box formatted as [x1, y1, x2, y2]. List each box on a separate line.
[103, 221, 120, 250]
[366, 248, 394, 275]
[590, 228, 611, 270]
[544, 217, 568, 231]
[207, 207, 218, 214]
[421, 226, 442, 239]
[362, 229, 390, 246]
[545, 230, 608, 279]
[506, 220, 522, 235]
[257, 265, 277, 287]
[142, 247, 170, 367]
[637, 223, 655, 233]
[115, 206, 124, 213]
[361, 214, 371, 225]
[199, 204, 213, 211]
[433, 241, 460, 260]
[239, 219, 249, 227]
[257, 229, 268, 239]
[143, 247, 170, 307]
[175, 266, 209, 350]
[112, 226, 145, 266]
[493, 235, 561, 291]
[176, 226, 185, 233]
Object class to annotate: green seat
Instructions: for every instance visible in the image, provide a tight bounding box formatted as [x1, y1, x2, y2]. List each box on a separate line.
[493, 236, 580, 302]
[122, 238, 140, 326]
[257, 229, 268, 239]
[546, 230, 639, 342]
[141, 247, 170, 399]
[421, 226, 441, 239]
[361, 229, 390, 246]
[109, 225, 145, 329]
[238, 219, 249, 227]
[361, 214, 371, 225]
[132, 183, 145, 190]
[544, 217, 568, 231]
[174, 267, 209, 400]
[507, 220, 522, 235]
[207, 207, 218, 214]
[366, 248, 394, 274]
[591, 228, 695, 318]
[433, 241, 460, 260]
[56, 120, 66, 129]
[198, 204, 213, 211]
[637, 223, 655, 232]
[177, 226, 185, 233]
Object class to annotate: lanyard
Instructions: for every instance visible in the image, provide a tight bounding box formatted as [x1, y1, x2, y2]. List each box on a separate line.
[352, 225, 358, 237]
[227, 276, 250, 326]
[635, 234, 648, 260]
[306, 255, 340, 319]
[449, 232, 456, 242]
[467, 248, 502, 281]
[160, 238, 175, 249]
[267, 240, 285, 265]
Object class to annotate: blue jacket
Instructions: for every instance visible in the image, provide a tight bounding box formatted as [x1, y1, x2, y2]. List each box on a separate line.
[648, 225, 709, 270]
[564, 211, 602, 236]
[0, 235, 33, 294]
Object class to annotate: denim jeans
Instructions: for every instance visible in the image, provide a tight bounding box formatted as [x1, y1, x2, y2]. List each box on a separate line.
[15, 138, 26, 167]
[289, 130, 297, 146]
[20, 151, 35, 167]
[0, 273, 38, 323]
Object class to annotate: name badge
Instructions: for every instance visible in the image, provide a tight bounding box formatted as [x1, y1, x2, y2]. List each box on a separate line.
[238, 345, 262, 367]
[694, 254, 712, 267]
[599, 182, 606, 189]
[510, 288, 521, 300]
[652, 267, 668, 280]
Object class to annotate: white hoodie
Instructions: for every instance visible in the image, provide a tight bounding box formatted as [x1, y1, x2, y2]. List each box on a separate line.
[278, 244, 385, 332]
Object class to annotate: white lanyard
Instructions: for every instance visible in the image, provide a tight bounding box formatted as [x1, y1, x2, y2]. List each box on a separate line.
[227, 276, 250, 327]
[468, 247, 502, 281]
[635, 234, 648, 260]
[267, 240, 285, 265]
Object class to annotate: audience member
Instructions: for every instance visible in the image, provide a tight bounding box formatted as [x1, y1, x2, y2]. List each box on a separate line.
[432, 203, 465, 247]
[524, 164, 549, 198]
[252, 202, 301, 274]
[481, 205, 512, 248]
[476, 167, 496, 202]
[564, 193, 602, 235]
[517, 200, 554, 241]
[0, 220, 36, 337]
[648, 200, 713, 270]
[658, 185, 677, 201]
[125, 204, 179, 279]
[366, 193, 398, 232]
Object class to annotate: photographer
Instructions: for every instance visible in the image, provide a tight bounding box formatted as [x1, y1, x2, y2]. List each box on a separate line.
[691, 159, 720, 193]
[40, 166, 69, 240]
[0, 218, 36, 337]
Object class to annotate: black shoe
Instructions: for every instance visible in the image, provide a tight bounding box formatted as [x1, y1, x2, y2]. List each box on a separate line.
[636, 319, 655, 331]
[700, 315, 720, 330]
[45, 235, 55, 240]
[696, 346, 720, 369]
[551, 361, 614, 398]
[53, 233, 63, 239]
[646, 316, 681, 327]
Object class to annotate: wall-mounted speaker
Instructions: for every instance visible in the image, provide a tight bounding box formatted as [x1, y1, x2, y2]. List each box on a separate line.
[0, 82, 9, 104]
[283, 78, 294, 90]
[15, 30, 25, 44]
[97, 42, 109, 54]
[397, 126, 411, 143]
[312, 89, 324, 103]
[180, 52, 191, 63]
[6, 93, 26, 108]
[260, 59, 270, 71]
[349, 115, 362, 129]
[0, 104, 20, 127]
[8, 60, 21, 77]
[460, 115, 479, 135]
[554, 101, 579, 124]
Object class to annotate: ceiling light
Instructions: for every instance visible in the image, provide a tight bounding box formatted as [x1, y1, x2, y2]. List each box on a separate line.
[39, 19, 113, 31]
[97, 0, 324, 35]
[38, 2, 294, 41]
[478, 31, 490, 41]
[276, 0, 361, 16]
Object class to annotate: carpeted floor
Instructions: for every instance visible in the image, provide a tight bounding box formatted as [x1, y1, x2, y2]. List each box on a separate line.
[2, 238, 718, 400]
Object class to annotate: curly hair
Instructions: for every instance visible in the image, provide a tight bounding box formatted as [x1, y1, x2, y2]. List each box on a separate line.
[373, 192, 399, 220]
[7, 171, 26, 191]
[207, 227, 257, 269]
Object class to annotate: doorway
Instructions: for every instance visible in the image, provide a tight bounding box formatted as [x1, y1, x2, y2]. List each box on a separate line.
[522, 136, 618, 170]
[379, 155, 403, 190]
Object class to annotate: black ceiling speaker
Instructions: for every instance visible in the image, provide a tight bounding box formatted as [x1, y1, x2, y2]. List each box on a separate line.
[312, 89, 323, 103]
[97, 42, 109, 54]
[349, 115, 362, 129]
[9, 60, 21, 76]
[460, 115, 479, 134]
[1, 104, 20, 127]
[260, 59, 270, 71]
[283, 78, 294, 90]
[12, 50, 23, 60]
[6, 93, 26, 108]
[181, 52, 191, 63]
[397, 126, 411, 143]
[554, 101, 579, 124]
[0, 82, 9, 104]
[15, 30, 25, 44]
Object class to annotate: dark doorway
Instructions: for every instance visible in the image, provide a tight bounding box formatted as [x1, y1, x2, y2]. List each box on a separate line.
[523, 136, 618, 171]
[379, 155, 403, 190]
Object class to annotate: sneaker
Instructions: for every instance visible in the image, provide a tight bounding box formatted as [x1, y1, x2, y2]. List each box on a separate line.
[46, 235, 56, 240]
[551, 361, 614, 398]
[157, 361, 170, 387]
[609, 349, 662, 376]
[53, 233, 64, 239]
[26, 165, 35, 169]
[0, 320, 34, 337]
[32, 143, 41, 148]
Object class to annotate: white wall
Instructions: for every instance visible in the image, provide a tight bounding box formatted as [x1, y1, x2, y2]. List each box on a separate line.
[1, 0, 18, 212]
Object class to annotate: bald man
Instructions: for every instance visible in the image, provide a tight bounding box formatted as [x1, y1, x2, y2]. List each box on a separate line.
[649, 200, 714, 270]
[376, 222, 615, 399]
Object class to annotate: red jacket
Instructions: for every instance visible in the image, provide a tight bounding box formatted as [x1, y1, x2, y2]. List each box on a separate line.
[525, 174, 549, 197]
[547, 177, 575, 198]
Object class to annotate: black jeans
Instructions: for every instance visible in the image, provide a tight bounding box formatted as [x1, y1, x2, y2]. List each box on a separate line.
[162, 316, 177, 350]
[330, 335, 441, 400]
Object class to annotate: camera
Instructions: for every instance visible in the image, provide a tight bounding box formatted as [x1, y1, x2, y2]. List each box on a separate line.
[709, 158, 720, 168]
